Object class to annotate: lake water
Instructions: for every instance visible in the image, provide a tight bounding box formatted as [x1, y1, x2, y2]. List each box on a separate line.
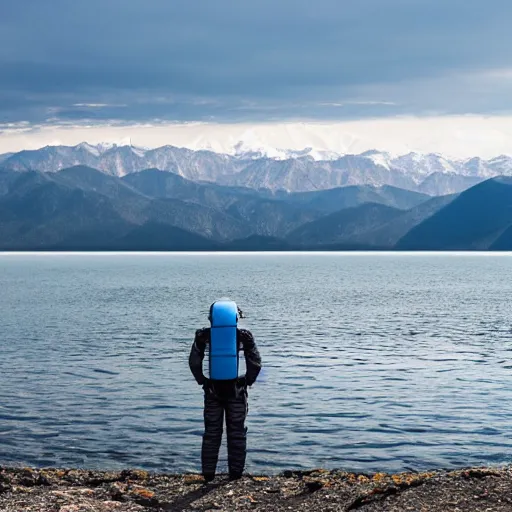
[1, 252, 512, 475]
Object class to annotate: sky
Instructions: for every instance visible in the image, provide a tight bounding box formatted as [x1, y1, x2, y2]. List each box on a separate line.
[1, 0, 512, 156]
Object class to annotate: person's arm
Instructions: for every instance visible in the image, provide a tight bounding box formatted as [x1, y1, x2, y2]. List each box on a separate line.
[189, 328, 209, 385]
[238, 329, 262, 386]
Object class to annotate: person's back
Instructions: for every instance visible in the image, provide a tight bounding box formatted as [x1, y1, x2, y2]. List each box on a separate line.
[189, 300, 262, 482]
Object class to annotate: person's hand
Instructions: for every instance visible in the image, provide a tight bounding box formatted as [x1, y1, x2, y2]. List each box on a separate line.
[202, 378, 211, 390]
[237, 376, 247, 388]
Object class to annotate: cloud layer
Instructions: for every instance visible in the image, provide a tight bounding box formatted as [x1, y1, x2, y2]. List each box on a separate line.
[3, 116, 512, 159]
[2, 0, 512, 126]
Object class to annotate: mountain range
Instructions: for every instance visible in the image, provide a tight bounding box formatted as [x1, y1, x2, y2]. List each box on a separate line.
[2, 143, 512, 195]
[0, 163, 511, 251]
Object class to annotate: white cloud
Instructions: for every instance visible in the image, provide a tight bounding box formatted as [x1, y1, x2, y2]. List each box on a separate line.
[1, 115, 512, 158]
[72, 103, 127, 108]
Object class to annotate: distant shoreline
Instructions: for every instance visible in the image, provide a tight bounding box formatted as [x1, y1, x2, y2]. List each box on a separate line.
[1, 250, 512, 255]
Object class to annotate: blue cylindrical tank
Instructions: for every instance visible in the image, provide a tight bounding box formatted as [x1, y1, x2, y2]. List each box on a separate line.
[209, 300, 239, 380]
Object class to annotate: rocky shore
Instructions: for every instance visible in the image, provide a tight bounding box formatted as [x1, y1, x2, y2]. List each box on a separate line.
[1, 466, 511, 511]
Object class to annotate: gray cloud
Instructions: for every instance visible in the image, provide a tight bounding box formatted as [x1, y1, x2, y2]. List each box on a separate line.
[1, 0, 512, 124]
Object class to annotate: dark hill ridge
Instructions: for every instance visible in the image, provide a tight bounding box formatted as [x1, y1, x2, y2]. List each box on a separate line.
[224, 198, 320, 238]
[0, 168, 248, 249]
[1, 169, 54, 197]
[397, 177, 512, 250]
[122, 169, 432, 238]
[122, 168, 261, 207]
[287, 203, 403, 246]
[490, 224, 512, 250]
[123, 168, 321, 236]
[287, 184, 430, 214]
[139, 197, 248, 241]
[0, 165, 510, 251]
[111, 222, 217, 251]
[53, 165, 147, 201]
[0, 180, 130, 250]
[350, 193, 458, 248]
[0, 169, 25, 196]
[36, 167, 251, 239]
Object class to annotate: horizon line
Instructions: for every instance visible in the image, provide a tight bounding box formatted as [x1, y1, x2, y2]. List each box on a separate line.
[1, 251, 512, 256]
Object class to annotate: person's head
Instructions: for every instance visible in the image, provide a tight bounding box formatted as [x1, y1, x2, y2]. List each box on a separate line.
[208, 299, 244, 324]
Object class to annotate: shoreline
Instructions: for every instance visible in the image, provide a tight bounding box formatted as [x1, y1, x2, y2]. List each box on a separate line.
[2, 250, 512, 255]
[1, 465, 511, 511]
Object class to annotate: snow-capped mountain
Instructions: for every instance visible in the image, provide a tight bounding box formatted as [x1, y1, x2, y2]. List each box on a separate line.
[231, 141, 343, 161]
[391, 152, 460, 177]
[0, 152, 14, 164]
[1, 142, 512, 195]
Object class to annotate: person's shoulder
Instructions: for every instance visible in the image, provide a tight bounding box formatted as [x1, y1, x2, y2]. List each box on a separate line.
[237, 328, 254, 341]
[195, 327, 210, 340]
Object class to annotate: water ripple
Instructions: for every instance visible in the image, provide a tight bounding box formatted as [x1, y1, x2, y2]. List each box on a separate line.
[1, 253, 512, 474]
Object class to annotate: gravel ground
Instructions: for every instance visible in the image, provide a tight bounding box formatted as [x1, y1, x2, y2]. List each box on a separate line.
[1, 466, 511, 511]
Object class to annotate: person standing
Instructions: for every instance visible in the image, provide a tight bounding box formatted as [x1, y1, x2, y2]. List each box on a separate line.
[189, 300, 262, 482]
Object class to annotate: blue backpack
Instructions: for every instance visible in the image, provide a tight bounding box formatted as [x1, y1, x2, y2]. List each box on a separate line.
[209, 300, 239, 380]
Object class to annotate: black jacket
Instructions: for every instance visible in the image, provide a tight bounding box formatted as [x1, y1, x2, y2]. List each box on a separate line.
[189, 328, 262, 387]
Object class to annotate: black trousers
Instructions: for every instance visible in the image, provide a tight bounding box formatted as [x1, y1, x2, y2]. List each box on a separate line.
[201, 382, 248, 476]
